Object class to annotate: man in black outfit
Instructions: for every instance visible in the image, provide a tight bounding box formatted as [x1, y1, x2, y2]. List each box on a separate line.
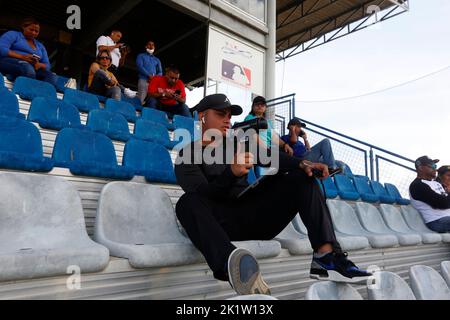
[175, 94, 371, 296]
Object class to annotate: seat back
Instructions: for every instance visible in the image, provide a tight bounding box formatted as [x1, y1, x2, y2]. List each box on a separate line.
[292, 215, 308, 235]
[13, 77, 57, 101]
[367, 271, 416, 300]
[63, 88, 100, 112]
[105, 99, 137, 122]
[336, 160, 355, 179]
[0, 88, 21, 118]
[0, 116, 44, 156]
[141, 108, 171, 127]
[95, 182, 189, 245]
[355, 202, 392, 234]
[134, 119, 171, 146]
[409, 265, 450, 300]
[379, 204, 415, 233]
[400, 206, 433, 233]
[321, 177, 339, 199]
[0, 72, 4, 88]
[0, 172, 89, 248]
[87, 110, 130, 141]
[370, 181, 396, 203]
[354, 176, 379, 200]
[334, 175, 358, 194]
[55, 76, 70, 93]
[53, 128, 117, 165]
[28, 97, 81, 128]
[327, 200, 367, 234]
[385, 183, 410, 205]
[441, 261, 450, 287]
[306, 282, 363, 300]
[123, 139, 175, 180]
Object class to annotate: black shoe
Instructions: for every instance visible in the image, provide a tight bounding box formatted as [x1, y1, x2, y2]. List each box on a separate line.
[310, 252, 372, 284]
[228, 248, 271, 296]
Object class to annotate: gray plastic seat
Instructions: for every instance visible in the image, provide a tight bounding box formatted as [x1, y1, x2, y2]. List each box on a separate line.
[409, 265, 450, 300]
[306, 281, 363, 300]
[327, 200, 398, 248]
[441, 261, 450, 287]
[0, 172, 109, 282]
[228, 295, 278, 300]
[401, 206, 447, 243]
[367, 271, 416, 300]
[292, 214, 369, 251]
[95, 182, 281, 268]
[275, 223, 313, 255]
[379, 205, 424, 245]
[355, 202, 421, 246]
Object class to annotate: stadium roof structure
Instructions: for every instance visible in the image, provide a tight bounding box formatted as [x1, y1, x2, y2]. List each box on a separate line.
[276, 0, 410, 61]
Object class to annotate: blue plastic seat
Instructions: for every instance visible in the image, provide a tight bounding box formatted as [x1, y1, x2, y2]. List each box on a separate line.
[385, 183, 411, 205]
[134, 119, 177, 149]
[53, 128, 134, 180]
[318, 177, 339, 199]
[123, 139, 177, 184]
[173, 115, 200, 148]
[370, 180, 396, 204]
[121, 96, 143, 111]
[13, 76, 57, 101]
[336, 160, 355, 179]
[86, 110, 131, 142]
[55, 76, 69, 93]
[334, 175, 360, 201]
[0, 72, 4, 88]
[0, 116, 54, 172]
[105, 99, 137, 123]
[0, 88, 25, 119]
[248, 168, 257, 184]
[28, 97, 83, 131]
[63, 88, 100, 113]
[141, 108, 175, 130]
[353, 176, 379, 203]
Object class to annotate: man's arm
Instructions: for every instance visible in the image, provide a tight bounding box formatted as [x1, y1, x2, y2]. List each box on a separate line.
[410, 180, 450, 209]
[97, 36, 122, 53]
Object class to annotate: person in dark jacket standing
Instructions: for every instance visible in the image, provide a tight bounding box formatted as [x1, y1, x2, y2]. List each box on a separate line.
[175, 94, 371, 296]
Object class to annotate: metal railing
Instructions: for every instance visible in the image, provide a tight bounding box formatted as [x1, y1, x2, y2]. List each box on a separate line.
[269, 94, 416, 197]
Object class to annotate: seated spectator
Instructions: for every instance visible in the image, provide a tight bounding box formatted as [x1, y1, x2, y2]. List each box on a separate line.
[244, 96, 293, 156]
[410, 156, 450, 233]
[136, 40, 162, 106]
[0, 18, 57, 86]
[87, 50, 121, 101]
[437, 165, 450, 193]
[147, 65, 191, 118]
[281, 118, 341, 175]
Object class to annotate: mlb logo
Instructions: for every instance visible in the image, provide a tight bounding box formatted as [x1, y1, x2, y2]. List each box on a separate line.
[222, 59, 251, 87]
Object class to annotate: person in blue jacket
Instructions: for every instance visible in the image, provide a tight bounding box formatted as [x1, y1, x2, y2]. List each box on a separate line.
[136, 40, 163, 105]
[0, 18, 57, 86]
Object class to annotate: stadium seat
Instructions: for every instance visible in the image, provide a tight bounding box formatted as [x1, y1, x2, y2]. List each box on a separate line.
[121, 96, 143, 111]
[0, 72, 5, 88]
[355, 202, 421, 246]
[0, 171, 109, 281]
[409, 265, 450, 300]
[28, 97, 83, 131]
[55, 75, 69, 93]
[275, 223, 313, 255]
[0, 116, 54, 172]
[134, 119, 178, 149]
[87, 110, 131, 142]
[13, 76, 57, 101]
[291, 214, 369, 251]
[333, 175, 360, 201]
[441, 261, 450, 287]
[0, 88, 25, 119]
[367, 271, 416, 300]
[52, 128, 134, 180]
[353, 176, 379, 203]
[63, 88, 100, 113]
[141, 108, 175, 130]
[306, 282, 363, 300]
[105, 99, 138, 123]
[370, 181, 396, 204]
[379, 204, 438, 244]
[327, 200, 398, 248]
[401, 206, 445, 243]
[385, 183, 411, 205]
[123, 139, 177, 184]
[336, 160, 355, 179]
[318, 177, 339, 199]
[173, 115, 200, 149]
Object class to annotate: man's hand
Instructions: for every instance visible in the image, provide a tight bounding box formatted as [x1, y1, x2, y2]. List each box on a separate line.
[231, 151, 254, 177]
[34, 62, 47, 71]
[301, 131, 308, 141]
[22, 54, 38, 65]
[284, 143, 294, 156]
[115, 43, 125, 49]
[301, 161, 329, 180]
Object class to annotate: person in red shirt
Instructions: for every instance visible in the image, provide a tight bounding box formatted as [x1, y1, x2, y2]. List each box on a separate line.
[147, 65, 191, 118]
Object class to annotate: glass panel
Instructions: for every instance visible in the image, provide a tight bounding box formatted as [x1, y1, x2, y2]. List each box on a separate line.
[223, 0, 266, 22]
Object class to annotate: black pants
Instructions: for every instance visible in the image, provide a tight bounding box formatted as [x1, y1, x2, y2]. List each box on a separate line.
[176, 169, 341, 281]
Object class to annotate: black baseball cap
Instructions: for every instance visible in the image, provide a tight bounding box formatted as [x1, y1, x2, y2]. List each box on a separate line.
[438, 166, 450, 176]
[252, 96, 267, 106]
[192, 94, 243, 116]
[415, 156, 439, 169]
[287, 118, 306, 129]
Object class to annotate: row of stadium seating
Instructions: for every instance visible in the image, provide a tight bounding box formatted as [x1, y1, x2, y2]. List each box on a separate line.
[306, 263, 450, 300]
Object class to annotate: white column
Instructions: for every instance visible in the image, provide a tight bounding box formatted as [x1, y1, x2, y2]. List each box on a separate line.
[265, 0, 276, 101]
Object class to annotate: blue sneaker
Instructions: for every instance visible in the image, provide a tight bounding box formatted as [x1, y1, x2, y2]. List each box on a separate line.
[310, 252, 372, 284]
[228, 248, 271, 296]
